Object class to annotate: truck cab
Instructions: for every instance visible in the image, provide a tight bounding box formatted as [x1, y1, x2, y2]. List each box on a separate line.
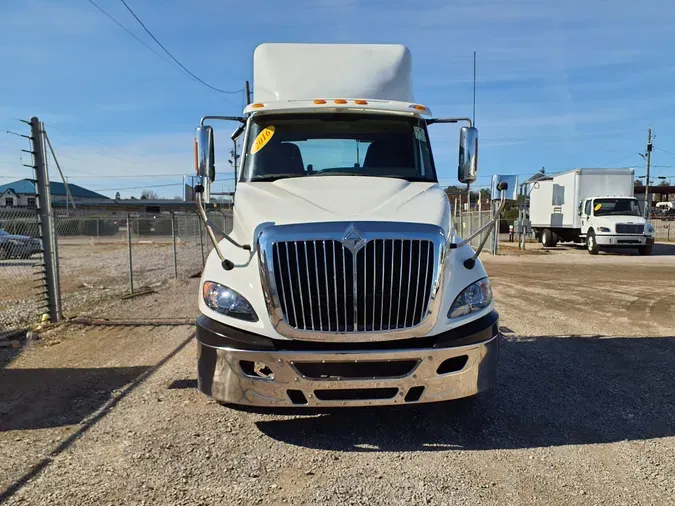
[579, 197, 654, 255]
[192, 43, 504, 408]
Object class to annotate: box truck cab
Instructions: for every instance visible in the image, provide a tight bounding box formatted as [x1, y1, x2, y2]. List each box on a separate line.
[579, 196, 654, 255]
[191, 44, 509, 408]
[530, 168, 655, 255]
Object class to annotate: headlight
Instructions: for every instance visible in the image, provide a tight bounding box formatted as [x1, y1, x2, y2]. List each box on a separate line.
[598, 227, 611, 233]
[448, 277, 493, 319]
[646, 225, 654, 235]
[202, 281, 258, 322]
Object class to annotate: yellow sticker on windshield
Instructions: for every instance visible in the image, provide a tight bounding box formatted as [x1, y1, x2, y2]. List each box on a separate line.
[251, 126, 275, 154]
[594, 204, 602, 211]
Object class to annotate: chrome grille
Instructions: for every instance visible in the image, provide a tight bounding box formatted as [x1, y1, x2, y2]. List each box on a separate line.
[616, 224, 644, 234]
[272, 239, 435, 332]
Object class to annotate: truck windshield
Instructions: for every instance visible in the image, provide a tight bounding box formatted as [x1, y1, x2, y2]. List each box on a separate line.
[593, 198, 641, 217]
[242, 113, 437, 183]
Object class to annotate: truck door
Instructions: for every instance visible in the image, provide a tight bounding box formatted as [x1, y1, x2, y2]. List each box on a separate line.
[580, 199, 592, 234]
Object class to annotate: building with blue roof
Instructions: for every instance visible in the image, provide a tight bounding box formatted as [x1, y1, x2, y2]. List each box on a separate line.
[0, 179, 108, 207]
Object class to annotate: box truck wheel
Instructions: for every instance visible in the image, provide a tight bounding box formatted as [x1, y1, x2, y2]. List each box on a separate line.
[586, 230, 599, 255]
[638, 245, 653, 256]
[541, 229, 555, 247]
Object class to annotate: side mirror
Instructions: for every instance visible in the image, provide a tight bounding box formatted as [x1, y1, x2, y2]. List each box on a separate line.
[195, 126, 215, 182]
[458, 126, 478, 184]
[491, 174, 518, 201]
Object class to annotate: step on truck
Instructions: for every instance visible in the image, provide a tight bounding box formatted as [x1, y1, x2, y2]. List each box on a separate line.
[192, 43, 511, 407]
[529, 168, 655, 255]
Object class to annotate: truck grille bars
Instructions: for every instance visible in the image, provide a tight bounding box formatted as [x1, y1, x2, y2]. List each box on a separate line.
[615, 224, 645, 234]
[271, 239, 434, 332]
[258, 222, 447, 342]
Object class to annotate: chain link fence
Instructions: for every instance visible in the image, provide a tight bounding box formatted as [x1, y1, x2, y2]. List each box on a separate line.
[451, 210, 495, 250]
[0, 208, 47, 337]
[652, 219, 674, 242]
[52, 209, 231, 317]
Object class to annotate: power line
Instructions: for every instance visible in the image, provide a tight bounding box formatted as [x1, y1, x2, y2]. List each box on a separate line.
[65, 173, 236, 179]
[117, 0, 242, 95]
[44, 123, 157, 168]
[85, 0, 181, 73]
[655, 147, 675, 157]
[85, 0, 242, 107]
[600, 153, 640, 167]
[90, 182, 184, 192]
[0, 112, 26, 123]
[65, 173, 191, 179]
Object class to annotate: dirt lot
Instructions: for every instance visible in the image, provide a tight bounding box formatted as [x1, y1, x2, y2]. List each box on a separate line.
[1, 248, 674, 505]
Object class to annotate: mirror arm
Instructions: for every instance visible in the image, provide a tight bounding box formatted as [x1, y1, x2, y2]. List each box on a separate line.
[204, 217, 250, 252]
[196, 192, 250, 251]
[456, 184, 509, 269]
[427, 117, 473, 127]
[200, 115, 245, 126]
[196, 191, 250, 271]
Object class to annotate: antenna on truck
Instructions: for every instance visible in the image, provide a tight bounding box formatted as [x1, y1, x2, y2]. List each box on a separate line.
[472, 51, 477, 125]
[466, 51, 477, 213]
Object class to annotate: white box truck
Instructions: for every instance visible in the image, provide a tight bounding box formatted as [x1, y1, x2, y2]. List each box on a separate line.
[530, 168, 655, 255]
[190, 43, 509, 408]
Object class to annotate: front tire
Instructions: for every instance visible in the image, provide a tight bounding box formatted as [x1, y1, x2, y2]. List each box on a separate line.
[638, 245, 653, 256]
[587, 230, 599, 255]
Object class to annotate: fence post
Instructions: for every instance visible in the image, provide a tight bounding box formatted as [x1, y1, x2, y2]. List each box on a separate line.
[31, 117, 62, 322]
[126, 213, 134, 294]
[479, 210, 485, 251]
[171, 213, 178, 278]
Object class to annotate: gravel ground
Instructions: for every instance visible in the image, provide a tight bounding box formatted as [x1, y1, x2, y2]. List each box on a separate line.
[1, 249, 674, 505]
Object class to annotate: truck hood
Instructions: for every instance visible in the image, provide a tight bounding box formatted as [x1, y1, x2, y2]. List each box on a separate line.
[231, 177, 451, 243]
[594, 215, 647, 226]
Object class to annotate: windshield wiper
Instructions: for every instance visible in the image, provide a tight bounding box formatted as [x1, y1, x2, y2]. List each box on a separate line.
[310, 171, 361, 177]
[250, 173, 306, 182]
[310, 172, 432, 182]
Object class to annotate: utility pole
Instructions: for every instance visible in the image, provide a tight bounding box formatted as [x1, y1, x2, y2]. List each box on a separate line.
[31, 117, 62, 322]
[245, 80, 252, 106]
[644, 127, 652, 219]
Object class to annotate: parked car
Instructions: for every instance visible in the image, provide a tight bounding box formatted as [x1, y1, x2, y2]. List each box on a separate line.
[0, 229, 42, 260]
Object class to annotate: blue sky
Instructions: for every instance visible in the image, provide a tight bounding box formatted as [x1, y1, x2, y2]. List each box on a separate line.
[2, 0, 675, 198]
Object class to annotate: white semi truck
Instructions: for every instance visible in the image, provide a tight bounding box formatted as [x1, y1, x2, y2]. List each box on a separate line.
[529, 168, 655, 255]
[192, 43, 509, 407]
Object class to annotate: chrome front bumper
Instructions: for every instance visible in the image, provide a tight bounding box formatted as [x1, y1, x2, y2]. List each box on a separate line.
[595, 234, 653, 246]
[197, 320, 499, 407]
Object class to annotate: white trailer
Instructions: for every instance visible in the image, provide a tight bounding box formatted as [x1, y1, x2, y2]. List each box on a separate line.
[529, 168, 655, 255]
[189, 43, 509, 408]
